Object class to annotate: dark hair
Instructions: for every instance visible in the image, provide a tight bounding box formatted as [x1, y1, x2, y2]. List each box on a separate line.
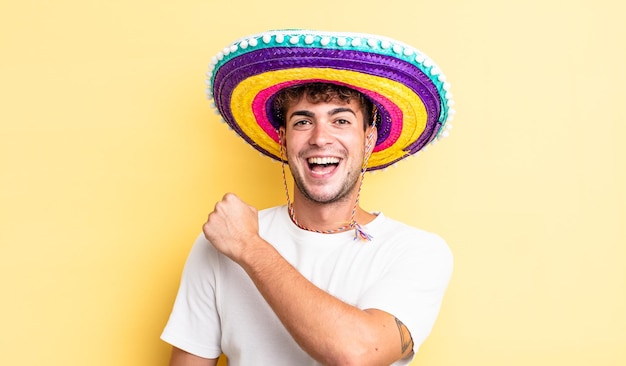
[272, 82, 376, 130]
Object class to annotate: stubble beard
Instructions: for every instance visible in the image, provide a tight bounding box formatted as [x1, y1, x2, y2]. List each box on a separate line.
[291, 166, 361, 205]
[287, 148, 363, 205]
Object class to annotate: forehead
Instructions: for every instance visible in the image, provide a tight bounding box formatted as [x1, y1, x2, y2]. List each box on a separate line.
[286, 96, 363, 114]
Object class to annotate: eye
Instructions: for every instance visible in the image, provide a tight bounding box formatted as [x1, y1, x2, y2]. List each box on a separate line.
[332, 118, 354, 128]
[292, 119, 312, 129]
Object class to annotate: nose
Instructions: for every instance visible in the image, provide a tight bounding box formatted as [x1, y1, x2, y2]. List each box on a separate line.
[308, 123, 333, 147]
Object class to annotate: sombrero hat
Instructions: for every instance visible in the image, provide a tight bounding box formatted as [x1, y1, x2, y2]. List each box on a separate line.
[206, 29, 455, 171]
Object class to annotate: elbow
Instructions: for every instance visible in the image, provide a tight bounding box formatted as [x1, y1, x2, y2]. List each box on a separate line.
[336, 354, 377, 366]
[320, 355, 364, 366]
[321, 345, 390, 366]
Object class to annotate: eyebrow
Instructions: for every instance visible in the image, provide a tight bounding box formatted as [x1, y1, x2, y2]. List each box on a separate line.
[288, 110, 315, 119]
[288, 107, 357, 120]
[328, 107, 357, 117]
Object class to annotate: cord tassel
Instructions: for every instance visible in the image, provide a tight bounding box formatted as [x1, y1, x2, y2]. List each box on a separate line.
[354, 223, 373, 241]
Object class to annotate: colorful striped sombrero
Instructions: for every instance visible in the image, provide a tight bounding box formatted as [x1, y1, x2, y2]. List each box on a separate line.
[207, 29, 455, 170]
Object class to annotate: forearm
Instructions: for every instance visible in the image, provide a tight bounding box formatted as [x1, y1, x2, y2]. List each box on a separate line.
[201, 194, 411, 364]
[239, 237, 406, 366]
[169, 347, 218, 366]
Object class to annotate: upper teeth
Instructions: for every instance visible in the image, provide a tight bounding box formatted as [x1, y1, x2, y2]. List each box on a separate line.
[308, 157, 339, 165]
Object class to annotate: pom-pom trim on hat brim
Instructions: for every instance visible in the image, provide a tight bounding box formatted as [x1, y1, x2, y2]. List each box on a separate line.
[208, 30, 454, 171]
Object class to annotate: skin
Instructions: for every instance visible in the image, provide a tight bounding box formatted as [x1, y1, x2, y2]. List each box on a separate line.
[169, 348, 217, 366]
[169, 97, 414, 366]
[281, 97, 376, 228]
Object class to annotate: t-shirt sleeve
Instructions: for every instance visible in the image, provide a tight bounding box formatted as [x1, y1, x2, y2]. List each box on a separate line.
[357, 231, 453, 354]
[160, 234, 223, 359]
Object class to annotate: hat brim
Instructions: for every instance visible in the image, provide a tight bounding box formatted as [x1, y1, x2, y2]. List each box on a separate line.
[208, 30, 453, 170]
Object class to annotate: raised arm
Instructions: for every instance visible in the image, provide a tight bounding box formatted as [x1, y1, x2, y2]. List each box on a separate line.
[203, 193, 413, 365]
[238, 239, 413, 365]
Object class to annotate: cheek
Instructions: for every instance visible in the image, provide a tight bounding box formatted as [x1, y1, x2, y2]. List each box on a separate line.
[343, 135, 367, 151]
[284, 133, 308, 150]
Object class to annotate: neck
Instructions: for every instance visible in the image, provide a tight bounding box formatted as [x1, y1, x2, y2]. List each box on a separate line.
[279, 148, 375, 240]
[291, 192, 357, 232]
[289, 188, 376, 234]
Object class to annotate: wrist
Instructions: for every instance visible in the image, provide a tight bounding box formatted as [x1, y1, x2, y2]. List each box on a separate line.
[238, 236, 278, 273]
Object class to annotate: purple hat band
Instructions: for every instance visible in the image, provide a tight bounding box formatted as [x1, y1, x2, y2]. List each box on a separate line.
[212, 47, 443, 161]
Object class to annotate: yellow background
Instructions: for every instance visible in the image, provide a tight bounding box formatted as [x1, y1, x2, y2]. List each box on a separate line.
[1, 0, 624, 365]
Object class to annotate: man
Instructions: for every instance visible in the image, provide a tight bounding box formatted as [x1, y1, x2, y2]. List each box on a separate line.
[162, 30, 455, 366]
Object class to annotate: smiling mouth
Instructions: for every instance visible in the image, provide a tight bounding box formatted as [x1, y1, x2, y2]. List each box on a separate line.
[307, 157, 340, 174]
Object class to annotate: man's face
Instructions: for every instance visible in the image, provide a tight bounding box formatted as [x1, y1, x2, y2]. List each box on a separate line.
[280, 96, 376, 205]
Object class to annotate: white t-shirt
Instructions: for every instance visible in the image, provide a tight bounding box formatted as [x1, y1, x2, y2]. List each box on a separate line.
[161, 205, 453, 365]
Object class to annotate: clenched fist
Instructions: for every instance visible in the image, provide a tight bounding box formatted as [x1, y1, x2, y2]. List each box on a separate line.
[202, 193, 261, 263]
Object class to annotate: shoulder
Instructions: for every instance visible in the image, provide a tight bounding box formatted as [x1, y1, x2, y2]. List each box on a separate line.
[373, 214, 448, 246]
[372, 214, 453, 267]
[258, 205, 287, 221]
[257, 205, 290, 234]
[183, 233, 220, 272]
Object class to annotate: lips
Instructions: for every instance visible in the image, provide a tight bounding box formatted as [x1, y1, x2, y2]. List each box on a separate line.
[307, 156, 340, 176]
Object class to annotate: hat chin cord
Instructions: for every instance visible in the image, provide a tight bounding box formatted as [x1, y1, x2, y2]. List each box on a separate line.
[279, 129, 375, 241]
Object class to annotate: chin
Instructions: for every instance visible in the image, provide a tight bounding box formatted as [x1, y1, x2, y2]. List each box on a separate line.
[300, 185, 356, 205]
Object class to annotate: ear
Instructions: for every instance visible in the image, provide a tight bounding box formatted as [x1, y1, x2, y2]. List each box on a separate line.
[278, 127, 286, 147]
